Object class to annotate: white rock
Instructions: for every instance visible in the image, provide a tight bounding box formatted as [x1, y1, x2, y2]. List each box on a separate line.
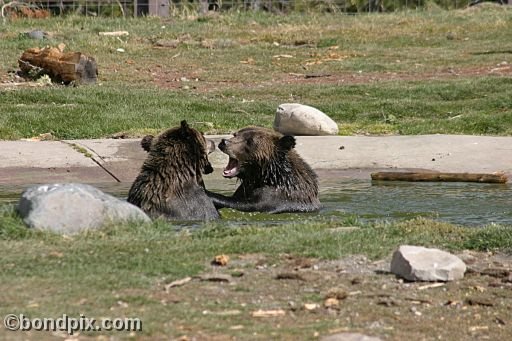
[17, 183, 150, 234]
[274, 103, 339, 136]
[390, 245, 466, 282]
[321, 333, 382, 341]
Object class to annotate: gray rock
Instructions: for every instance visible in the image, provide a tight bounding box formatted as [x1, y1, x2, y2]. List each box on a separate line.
[25, 30, 48, 40]
[321, 333, 382, 341]
[274, 103, 339, 136]
[17, 183, 150, 234]
[390, 245, 466, 282]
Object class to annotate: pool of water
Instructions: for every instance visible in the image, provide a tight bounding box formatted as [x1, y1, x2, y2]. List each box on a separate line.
[1, 176, 511, 227]
[319, 179, 512, 227]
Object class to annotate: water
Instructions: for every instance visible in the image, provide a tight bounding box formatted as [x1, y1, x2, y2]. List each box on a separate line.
[319, 179, 512, 227]
[1, 176, 511, 227]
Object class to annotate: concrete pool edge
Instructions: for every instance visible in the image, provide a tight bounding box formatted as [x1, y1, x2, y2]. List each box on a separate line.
[1, 135, 511, 185]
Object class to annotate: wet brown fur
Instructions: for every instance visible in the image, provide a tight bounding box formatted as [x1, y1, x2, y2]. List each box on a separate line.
[208, 126, 320, 213]
[128, 121, 218, 220]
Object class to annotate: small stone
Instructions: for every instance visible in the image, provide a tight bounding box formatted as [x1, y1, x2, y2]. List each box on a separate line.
[324, 297, 339, 308]
[304, 303, 320, 311]
[17, 183, 150, 234]
[390, 245, 466, 282]
[274, 103, 339, 136]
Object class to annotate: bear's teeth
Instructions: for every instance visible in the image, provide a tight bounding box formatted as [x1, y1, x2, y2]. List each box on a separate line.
[223, 158, 239, 178]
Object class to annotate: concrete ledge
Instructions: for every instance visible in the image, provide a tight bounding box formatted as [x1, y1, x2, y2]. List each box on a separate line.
[1, 135, 511, 185]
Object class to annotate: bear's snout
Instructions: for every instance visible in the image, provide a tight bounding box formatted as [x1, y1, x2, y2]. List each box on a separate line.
[204, 162, 214, 175]
[219, 138, 228, 151]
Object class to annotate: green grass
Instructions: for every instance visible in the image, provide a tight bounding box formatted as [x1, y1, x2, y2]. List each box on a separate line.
[0, 7, 511, 139]
[0, 76, 511, 139]
[1, 205, 511, 337]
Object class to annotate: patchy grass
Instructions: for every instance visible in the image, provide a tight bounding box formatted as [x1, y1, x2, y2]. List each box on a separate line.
[0, 76, 511, 139]
[0, 7, 511, 139]
[1, 206, 511, 338]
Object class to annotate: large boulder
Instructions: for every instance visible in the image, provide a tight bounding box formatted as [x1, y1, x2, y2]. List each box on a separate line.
[390, 245, 466, 282]
[17, 183, 150, 234]
[274, 103, 339, 136]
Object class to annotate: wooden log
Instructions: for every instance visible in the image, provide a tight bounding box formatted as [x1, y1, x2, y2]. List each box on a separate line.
[18, 46, 97, 84]
[371, 172, 508, 184]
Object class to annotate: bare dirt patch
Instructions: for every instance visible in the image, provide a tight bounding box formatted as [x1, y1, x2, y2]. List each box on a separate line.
[155, 250, 512, 339]
[151, 63, 512, 93]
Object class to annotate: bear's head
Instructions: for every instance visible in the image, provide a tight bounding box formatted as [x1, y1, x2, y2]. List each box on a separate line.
[142, 120, 215, 176]
[218, 126, 295, 179]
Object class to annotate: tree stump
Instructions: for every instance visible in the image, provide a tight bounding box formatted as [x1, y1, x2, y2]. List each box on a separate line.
[18, 46, 98, 85]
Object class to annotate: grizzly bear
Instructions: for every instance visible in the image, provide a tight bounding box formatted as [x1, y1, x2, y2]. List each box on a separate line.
[127, 121, 219, 221]
[206, 126, 320, 213]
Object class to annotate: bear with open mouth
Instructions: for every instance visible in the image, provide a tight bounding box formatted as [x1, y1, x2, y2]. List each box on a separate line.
[207, 126, 320, 213]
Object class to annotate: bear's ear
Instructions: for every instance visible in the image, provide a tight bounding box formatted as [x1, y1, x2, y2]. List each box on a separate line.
[278, 135, 296, 151]
[179, 120, 192, 138]
[141, 135, 154, 152]
[180, 120, 189, 130]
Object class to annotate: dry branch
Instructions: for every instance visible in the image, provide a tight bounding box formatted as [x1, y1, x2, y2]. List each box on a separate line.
[98, 31, 129, 36]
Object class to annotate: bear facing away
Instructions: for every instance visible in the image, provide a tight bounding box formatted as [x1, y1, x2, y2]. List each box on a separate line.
[207, 126, 320, 213]
[128, 120, 219, 221]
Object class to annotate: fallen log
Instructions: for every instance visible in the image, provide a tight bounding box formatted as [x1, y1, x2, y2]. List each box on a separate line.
[18, 46, 98, 84]
[370, 172, 508, 184]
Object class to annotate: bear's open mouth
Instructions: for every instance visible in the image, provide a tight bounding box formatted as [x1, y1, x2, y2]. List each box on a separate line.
[223, 157, 240, 178]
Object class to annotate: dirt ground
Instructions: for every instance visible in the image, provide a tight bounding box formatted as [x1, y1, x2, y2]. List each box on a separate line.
[5, 64, 510, 94]
[151, 63, 512, 92]
[151, 249, 512, 340]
